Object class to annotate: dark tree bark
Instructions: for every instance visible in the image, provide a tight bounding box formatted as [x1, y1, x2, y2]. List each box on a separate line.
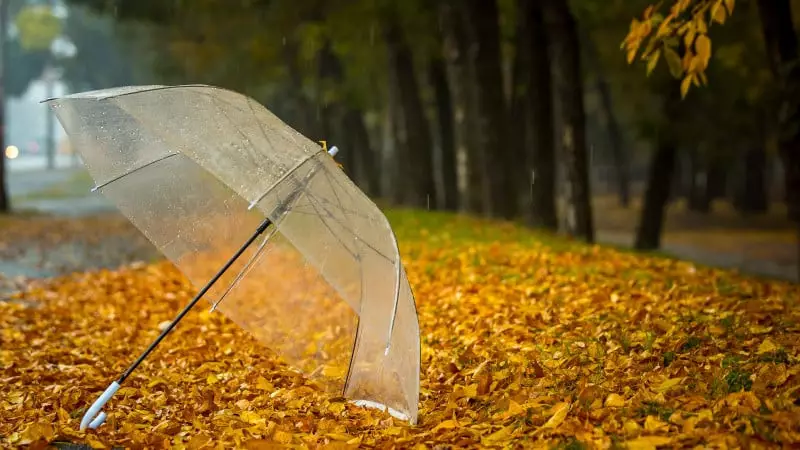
[317, 40, 356, 175]
[543, 0, 594, 242]
[383, 15, 436, 208]
[707, 158, 727, 201]
[756, 0, 800, 222]
[343, 107, 379, 196]
[0, 0, 8, 213]
[439, 0, 483, 214]
[513, 0, 557, 229]
[635, 141, 678, 250]
[429, 57, 459, 211]
[593, 68, 629, 207]
[509, 1, 529, 214]
[282, 40, 320, 139]
[636, 81, 683, 250]
[687, 150, 710, 213]
[735, 146, 768, 214]
[315, 36, 392, 199]
[464, 0, 517, 219]
[580, 28, 630, 208]
[384, 73, 402, 203]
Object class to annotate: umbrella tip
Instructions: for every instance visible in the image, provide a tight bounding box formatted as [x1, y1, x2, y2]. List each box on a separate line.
[79, 381, 120, 431]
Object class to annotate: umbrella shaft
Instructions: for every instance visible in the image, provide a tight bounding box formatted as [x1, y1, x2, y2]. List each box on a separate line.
[117, 216, 273, 384]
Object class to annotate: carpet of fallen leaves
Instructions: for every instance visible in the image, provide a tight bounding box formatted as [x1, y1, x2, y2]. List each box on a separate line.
[2, 210, 800, 449]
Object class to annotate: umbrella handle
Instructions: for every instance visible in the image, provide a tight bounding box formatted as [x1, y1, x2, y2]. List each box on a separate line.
[79, 381, 120, 431]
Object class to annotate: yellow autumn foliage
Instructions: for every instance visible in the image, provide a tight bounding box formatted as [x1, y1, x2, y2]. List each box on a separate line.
[622, 0, 736, 97]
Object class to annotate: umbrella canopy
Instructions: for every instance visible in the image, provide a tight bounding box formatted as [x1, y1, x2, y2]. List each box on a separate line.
[46, 85, 420, 426]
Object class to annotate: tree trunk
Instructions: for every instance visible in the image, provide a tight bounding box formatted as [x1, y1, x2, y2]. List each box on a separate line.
[509, 0, 528, 216]
[594, 71, 629, 208]
[756, 0, 800, 222]
[343, 107, 379, 196]
[283, 40, 319, 139]
[635, 82, 682, 250]
[514, 0, 557, 229]
[464, 0, 516, 219]
[439, 0, 484, 214]
[635, 142, 678, 250]
[0, 0, 8, 213]
[384, 16, 436, 208]
[429, 57, 459, 211]
[383, 79, 402, 203]
[687, 150, 710, 213]
[385, 56, 405, 204]
[735, 146, 768, 214]
[707, 158, 727, 202]
[582, 31, 630, 208]
[543, 0, 594, 242]
[317, 40, 356, 176]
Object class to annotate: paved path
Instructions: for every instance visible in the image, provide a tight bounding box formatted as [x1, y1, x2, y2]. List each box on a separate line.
[14, 195, 114, 216]
[6, 154, 79, 172]
[597, 230, 798, 282]
[7, 167, 85, 197]
[7, 167, 115, 215]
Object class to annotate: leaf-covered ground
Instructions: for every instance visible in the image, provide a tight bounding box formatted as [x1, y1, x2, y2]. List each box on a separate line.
[1, 210, 799, 449]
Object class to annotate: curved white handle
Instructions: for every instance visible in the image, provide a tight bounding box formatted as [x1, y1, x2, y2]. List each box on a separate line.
[80, 381, 120, 431]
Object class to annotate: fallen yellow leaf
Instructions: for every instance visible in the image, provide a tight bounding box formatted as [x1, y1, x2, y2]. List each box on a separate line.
[432, 419, 459, 432]
[654, 377, 684, 393]
[482, 425, 514, 445]
[757, 338, 778, 354]
[540, 402, 570, 429]
[644, 415, 667, 432]
[605, 393, 626, 407]
[625, 436, 672, 450]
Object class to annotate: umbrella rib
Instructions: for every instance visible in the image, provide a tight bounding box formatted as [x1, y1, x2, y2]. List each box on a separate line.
[209, 224, 278, 312]
[320, 163, 365, 220]
[302, 171, 394, 262]
[304, 194, 360, 261]
[246, 98, 280, 166]
[91, 153, 179, 192]
[309, 199, 394, 263]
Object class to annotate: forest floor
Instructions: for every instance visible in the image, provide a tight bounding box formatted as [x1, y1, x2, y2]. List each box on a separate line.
[1, 206, 799, 448]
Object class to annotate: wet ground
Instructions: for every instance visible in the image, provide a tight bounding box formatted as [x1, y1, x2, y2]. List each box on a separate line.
[1, 167, 797, 286]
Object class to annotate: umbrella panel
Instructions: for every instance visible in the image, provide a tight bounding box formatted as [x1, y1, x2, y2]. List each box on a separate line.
[254, 153, 420, 422]
[98, 153, 358, 394]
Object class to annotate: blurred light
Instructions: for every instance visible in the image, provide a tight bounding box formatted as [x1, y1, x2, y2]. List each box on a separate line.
[5, 145, 19, 159]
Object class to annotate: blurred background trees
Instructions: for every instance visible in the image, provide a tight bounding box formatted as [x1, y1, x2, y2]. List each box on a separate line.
[3, 0, 797, 257]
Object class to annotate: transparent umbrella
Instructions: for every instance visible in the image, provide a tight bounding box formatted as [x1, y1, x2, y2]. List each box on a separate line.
[45, 85, 420, 430]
